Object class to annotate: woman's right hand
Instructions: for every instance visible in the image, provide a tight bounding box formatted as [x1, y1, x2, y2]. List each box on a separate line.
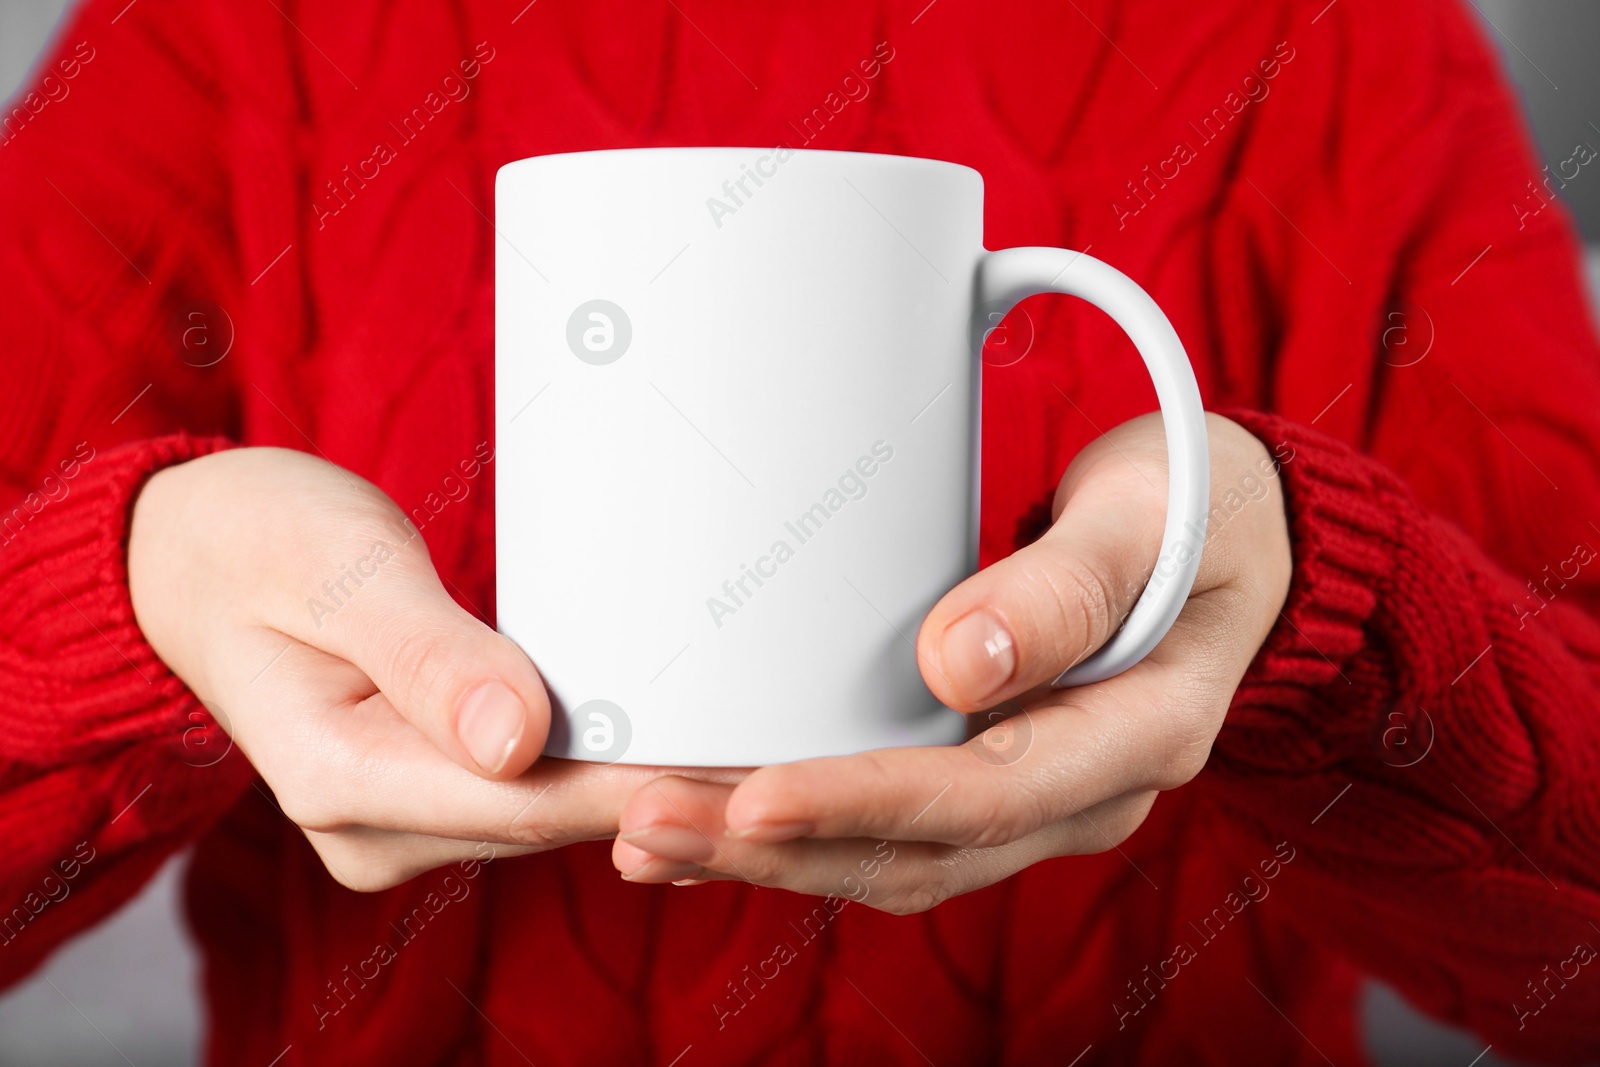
[128, 446, 712, 890]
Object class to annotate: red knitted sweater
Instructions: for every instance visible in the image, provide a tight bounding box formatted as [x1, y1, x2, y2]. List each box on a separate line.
[3, 1, 1598, 1063]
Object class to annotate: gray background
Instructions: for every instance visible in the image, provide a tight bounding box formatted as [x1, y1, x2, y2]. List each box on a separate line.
[1, 2, 1597, 1064]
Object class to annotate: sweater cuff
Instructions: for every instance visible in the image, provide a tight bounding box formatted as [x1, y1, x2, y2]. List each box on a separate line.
[1213, 409, 1401, 757]
[0, 434, 250, 836]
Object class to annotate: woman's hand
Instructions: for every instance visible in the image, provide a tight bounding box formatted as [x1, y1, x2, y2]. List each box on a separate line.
[611, 413, 1294, 909]
[130, 447, 734, 891]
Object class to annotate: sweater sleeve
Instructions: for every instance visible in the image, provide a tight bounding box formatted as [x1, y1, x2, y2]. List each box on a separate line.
[0, 2, 257, 985]
[1201, 2, 1600, 1061]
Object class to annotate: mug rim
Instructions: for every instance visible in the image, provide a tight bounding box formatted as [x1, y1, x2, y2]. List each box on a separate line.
[497, 146, 981, 183]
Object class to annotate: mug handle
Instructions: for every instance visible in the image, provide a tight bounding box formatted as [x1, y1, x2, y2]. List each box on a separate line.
[975, 247, 1210, 687]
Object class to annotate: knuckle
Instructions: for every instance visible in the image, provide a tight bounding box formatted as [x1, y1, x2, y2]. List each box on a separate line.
[277, 785, 349, 835]
[954, 793, 1038, 849]
[1115, 793, 1159, 840]
[507, 817, 567, 852]
[1151, 691, 1226, 791]
[1037, 551, 1119, 656]
[381, 624, 456, 708]
[1151, 747, 1207, 792]
[323, 476, 419, 547]
[1075, 794, 1156, 856]
[309, 837, 410, 893]
[739, 845, 795, 887]
[328, 862, 408, 894]
[848, 749, 896, 800]
[1151, 715, 1213, 791]
[273, 716, 371, 834]
[281, 506, 409, 605]
[875, 879, 954, 917]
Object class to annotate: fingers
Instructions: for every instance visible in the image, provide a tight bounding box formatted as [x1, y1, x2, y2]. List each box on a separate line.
[719, 677, 1180, 848]
[915, 410, 1288, 712]
[242, 641, 744, 847]
[617, 777, 964, 909]
[302, 828, 539, 893]
[281, 529, 551, 780]
[915, 449, 1165, 711]
[722, 589, 1249, 849]
[232, 639, 752, 892]
[614, 776, 1155, 914]
[219, 578, 751, 891]
[140, 446, 548, 779]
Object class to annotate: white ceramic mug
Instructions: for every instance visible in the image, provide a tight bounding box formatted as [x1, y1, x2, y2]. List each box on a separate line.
[496, 148, 1208, 767]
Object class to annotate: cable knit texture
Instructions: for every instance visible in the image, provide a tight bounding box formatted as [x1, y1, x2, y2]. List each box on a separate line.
[2, 0, 1598, 1064]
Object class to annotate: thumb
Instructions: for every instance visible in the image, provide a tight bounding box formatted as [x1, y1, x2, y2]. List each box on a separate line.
[293, 536, 550, 779]
[916, 471, 1162, 711]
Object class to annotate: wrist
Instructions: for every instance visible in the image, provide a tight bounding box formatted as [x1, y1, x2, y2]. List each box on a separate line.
[1217, 408, 1398, 706]
[1208, 413, 1295, 616]
[128, 449, 234, 693]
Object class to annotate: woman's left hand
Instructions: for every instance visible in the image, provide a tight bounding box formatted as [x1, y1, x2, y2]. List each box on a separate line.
[612, 412, 1294, 911]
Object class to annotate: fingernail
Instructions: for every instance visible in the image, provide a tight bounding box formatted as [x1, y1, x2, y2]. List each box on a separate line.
[725, 820, 813, 843]
[940, 609, 1016, 705]
[672, 876, 709, 887]
[618, 824, 713, 859]
[457, 680, 525, 775]
[621, 858, 702, 883]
